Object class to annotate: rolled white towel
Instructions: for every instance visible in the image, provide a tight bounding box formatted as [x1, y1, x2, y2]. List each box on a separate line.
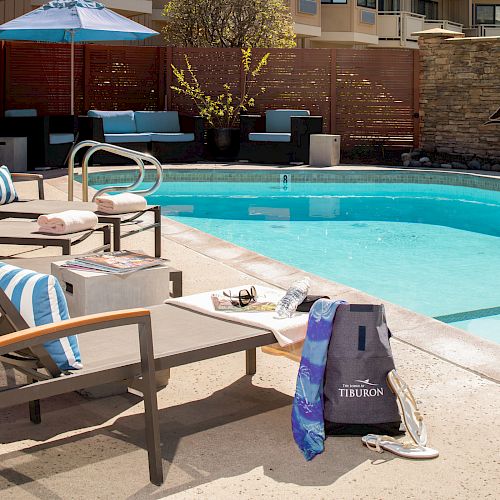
[37, 210, 98, 234]
[95, 193, 147, 214]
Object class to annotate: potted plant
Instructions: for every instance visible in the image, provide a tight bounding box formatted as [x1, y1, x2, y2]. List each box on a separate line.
[171, 48, 270, 158]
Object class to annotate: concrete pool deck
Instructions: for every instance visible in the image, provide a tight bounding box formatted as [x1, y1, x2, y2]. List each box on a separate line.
[0, 165, 499, 498]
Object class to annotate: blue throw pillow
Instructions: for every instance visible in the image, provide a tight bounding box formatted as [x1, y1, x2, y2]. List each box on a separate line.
[0, 165, 19, 205]
[0, 262, 82, 371]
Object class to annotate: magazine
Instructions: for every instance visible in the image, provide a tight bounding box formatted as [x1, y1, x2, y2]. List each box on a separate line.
[211, 292, 277, 313]
[63, 251, 166, 274]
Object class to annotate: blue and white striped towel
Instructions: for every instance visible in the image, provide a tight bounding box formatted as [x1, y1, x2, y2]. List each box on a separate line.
[0, 166, 18, 205]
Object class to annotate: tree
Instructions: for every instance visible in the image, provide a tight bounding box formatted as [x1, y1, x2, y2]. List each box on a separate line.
[162, 0, 296, 48]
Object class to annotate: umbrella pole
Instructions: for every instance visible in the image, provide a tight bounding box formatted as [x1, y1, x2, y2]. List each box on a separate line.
[70, 30, 75, 115]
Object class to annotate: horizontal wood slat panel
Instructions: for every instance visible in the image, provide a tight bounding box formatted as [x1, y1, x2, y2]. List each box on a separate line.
[1, 43, 418, 150]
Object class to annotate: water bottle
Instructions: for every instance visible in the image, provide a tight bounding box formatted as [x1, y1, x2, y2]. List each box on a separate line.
[274, 277, 310, 319]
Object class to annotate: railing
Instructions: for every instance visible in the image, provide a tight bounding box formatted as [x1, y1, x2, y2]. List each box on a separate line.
[423, 19, 463, 32]
[67, 141, 163, 202]
[377, 11, 425, 46]
[475, 24, 500, 37]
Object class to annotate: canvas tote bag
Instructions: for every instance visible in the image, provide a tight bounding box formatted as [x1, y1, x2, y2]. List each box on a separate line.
[323, 304, 402, 436]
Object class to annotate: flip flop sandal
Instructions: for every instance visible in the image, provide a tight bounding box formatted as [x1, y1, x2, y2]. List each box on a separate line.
[387, 369, 428, 447]
[362, 434, 439, 460]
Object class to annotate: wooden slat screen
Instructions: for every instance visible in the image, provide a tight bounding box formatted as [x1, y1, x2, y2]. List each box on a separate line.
[0, 42, 419, 150]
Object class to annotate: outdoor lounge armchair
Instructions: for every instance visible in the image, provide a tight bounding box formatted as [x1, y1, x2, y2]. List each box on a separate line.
[0, 287, 276, 485]
[0, 173, 162, 257]
[78, 110, 204, 164]
[0, 109, 77, 169]
[239, 109, 323, 164]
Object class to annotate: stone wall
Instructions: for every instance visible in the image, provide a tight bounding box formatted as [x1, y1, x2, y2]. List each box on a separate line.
[419, 33, 500, 165]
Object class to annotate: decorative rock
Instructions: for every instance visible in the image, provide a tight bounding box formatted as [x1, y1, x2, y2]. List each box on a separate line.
[403, 159, 411, 167]
[401, 153, 411, 162]
[432, 162, 441, 168]
[467, 159, 481, 170]
[410, 151, 421, 159]
[410, 160, 421, 168]
[441, 163, 452, 169]
[422, 162, 433, 168]
[419, 157, 431, 163]
[492, 164, 500, 172]
[451, 161, 467, 169]
[482, 164, 491, 171]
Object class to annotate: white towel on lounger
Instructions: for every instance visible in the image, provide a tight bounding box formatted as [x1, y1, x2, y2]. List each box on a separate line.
[37, 210, 98, 234]
[95, 193, 147, 214]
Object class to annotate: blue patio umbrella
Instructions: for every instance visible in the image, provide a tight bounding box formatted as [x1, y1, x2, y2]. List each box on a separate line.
[0, 0, 158, 113]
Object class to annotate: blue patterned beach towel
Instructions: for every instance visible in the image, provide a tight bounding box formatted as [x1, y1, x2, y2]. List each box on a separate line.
[291, 299, 345, 460]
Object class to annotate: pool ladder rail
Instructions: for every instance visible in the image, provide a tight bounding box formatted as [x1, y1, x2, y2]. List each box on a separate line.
[67, 140, 163, 202]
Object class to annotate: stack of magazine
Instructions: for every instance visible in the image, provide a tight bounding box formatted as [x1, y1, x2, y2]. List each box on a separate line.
[62, 251, 166, 274]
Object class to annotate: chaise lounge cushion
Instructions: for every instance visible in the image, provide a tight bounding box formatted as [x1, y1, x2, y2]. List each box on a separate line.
[49, 133, 75, 145]
[0, 166, 18, 205]
[0, 262, 82, 371]
[135, 111, 181, 133]
[150, 132, 195, 143]
[4, 109, 37, 118]
[104, 133, 152, 144]
[249, 132, 291, 143]
[88, 110, 136, 134]
[266, 109, 310, 133]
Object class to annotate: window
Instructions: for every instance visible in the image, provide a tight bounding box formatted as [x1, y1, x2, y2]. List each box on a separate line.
[357, 0, 376, 8]
[298, 0, 318, 14]
[321, 0, 348, 4]
[475, 5, 500, 24]
[378, 0, 400, 11]
[412, 0, 438, 19]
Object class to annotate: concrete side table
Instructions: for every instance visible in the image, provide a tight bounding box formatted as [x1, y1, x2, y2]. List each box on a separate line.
[0, 137, 27, 172]
[309, 134, 341, 167]
[51, 262, 172, 317]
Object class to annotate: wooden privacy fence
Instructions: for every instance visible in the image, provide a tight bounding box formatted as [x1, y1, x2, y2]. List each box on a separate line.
[0, 42, 420, 149]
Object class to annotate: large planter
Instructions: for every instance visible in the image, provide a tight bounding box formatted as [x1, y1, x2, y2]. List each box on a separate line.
[207, 128, 240, 160]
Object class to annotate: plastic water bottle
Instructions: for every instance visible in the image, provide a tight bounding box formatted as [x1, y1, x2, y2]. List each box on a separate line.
[274, 277, 310, 319]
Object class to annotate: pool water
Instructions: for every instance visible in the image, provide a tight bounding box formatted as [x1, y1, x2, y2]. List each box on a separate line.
[94, 180, 500, 343]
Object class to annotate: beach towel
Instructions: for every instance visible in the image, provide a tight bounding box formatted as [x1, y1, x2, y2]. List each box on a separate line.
[37, 210, 98, 234]
[95, 193, 147, 214]
[292, 299, 345, 461]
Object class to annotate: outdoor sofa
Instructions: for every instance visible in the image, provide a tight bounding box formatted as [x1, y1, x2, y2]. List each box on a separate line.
[0, 274, 275, 485]
[0, 109, 76, 169]
[239, 109, 323, 164]
[78, 110, 204, 164]
[0, 172, 162, 257]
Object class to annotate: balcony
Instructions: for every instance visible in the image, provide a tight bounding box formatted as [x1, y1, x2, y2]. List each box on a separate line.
[377, 11, 425, 48]
[466, 24, 500, 37]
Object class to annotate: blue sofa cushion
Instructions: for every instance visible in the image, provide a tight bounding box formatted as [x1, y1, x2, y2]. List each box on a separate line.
[88, 110, 136, 134]
[49, 133, 75, 145]
[104, 133, 152, 144]
[135, 111, 181, 133]
[266, 109, 310, 133]
[0, 262, 82, 371]
[151, 132, 194, 143]
[0, 166, 18, 205]
[5, 109, 37, 117]
[249, 132, 291, 143]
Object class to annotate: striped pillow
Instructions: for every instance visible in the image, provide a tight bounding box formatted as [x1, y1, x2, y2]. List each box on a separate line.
[0, 262, 82, 371]
[0, 165, 18, 205]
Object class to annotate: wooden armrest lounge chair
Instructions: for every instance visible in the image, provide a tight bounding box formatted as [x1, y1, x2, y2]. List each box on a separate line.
[1, 173, 162, 257]
[0, 292, 275, 485]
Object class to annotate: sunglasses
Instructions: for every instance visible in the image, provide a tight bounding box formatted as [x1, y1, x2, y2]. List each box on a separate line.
[223, 286, 257, 307]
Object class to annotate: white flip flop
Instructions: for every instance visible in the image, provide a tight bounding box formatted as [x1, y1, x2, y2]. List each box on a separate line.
[387, 369, 428, 447]
[362, 434, 439, 459]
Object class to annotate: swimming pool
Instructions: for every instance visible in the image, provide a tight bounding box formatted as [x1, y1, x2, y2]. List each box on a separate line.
[92, 173, 500, 343]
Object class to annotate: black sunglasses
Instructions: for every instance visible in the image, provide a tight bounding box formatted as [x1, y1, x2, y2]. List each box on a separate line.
[223, 286, 257, 307]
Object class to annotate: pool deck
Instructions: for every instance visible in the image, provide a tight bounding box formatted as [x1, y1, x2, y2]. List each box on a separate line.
[1, 164, 499, 499]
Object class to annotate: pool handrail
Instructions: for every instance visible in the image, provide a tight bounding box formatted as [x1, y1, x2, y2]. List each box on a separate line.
[67, 141, 163, 202]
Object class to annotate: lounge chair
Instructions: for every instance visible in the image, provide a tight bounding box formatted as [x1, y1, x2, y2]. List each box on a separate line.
[239, 109, 323, 164]
[0, 288, 275, 485]
[0, 173, 162, 257]
[0, 219, 111, 255]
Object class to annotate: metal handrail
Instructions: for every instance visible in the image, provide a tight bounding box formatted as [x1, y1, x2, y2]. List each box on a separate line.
[67, 141, 163, 202]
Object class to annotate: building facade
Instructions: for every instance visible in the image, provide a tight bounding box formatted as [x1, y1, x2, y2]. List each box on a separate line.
[0, 0, 499, 48]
